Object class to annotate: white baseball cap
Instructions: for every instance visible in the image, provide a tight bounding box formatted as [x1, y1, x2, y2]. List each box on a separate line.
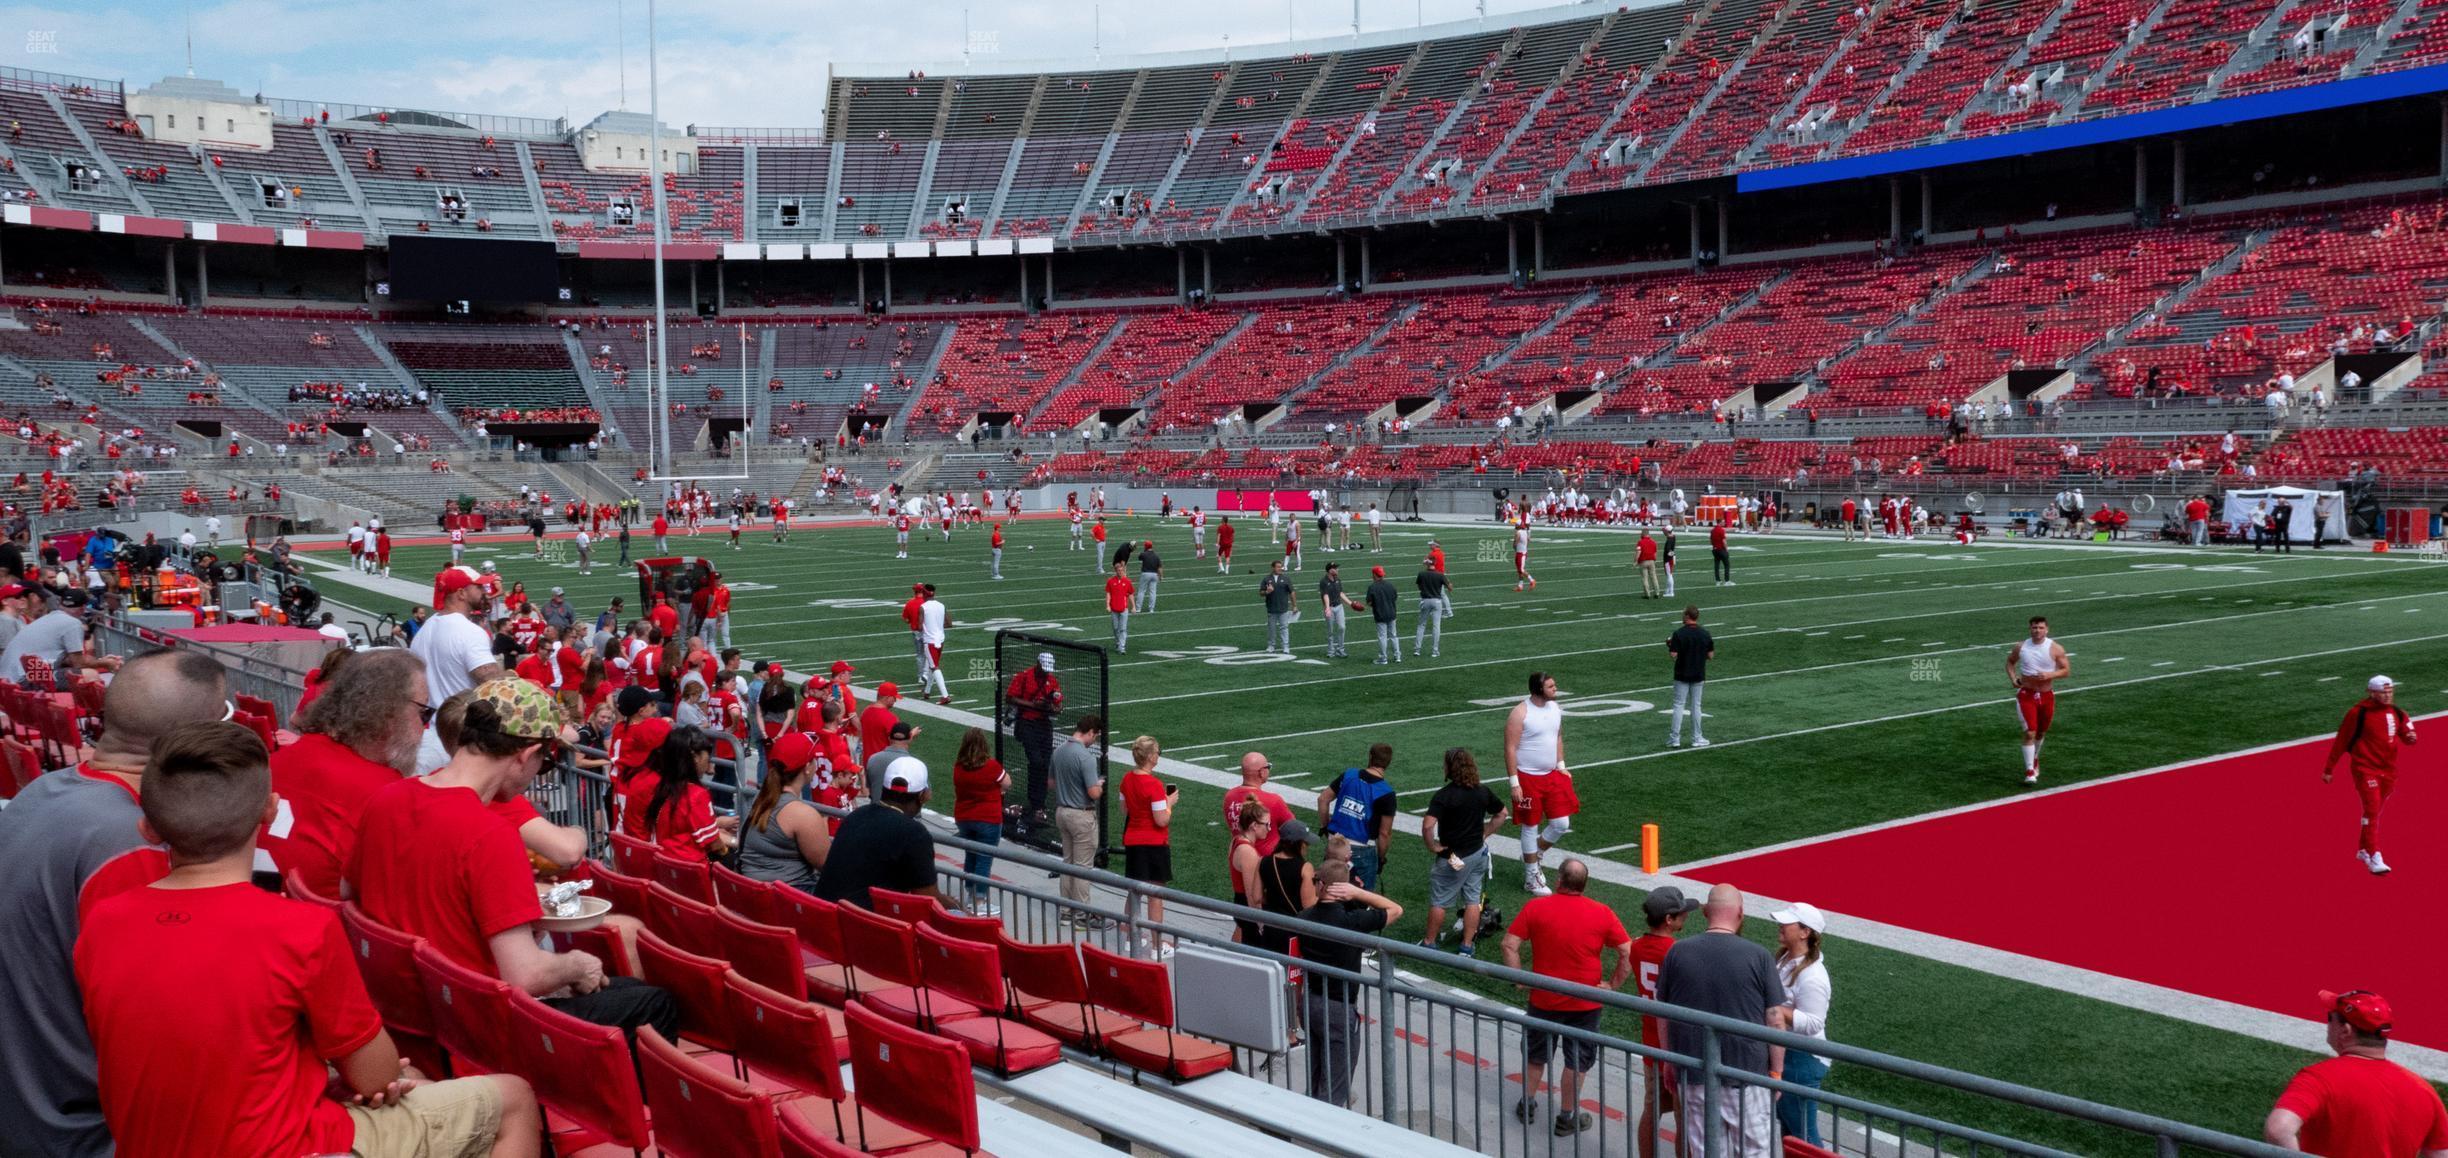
[2370, 675, 2396, 691]
[1037, 651, 1056, 672]
[1770, 903, 1827, 934]
[881, 755, 930, 796]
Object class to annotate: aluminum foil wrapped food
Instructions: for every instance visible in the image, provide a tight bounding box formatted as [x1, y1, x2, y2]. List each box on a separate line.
[543, 879, 594, 918]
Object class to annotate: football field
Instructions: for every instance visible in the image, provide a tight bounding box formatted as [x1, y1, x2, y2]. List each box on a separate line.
[350, 511, 2448, 1142]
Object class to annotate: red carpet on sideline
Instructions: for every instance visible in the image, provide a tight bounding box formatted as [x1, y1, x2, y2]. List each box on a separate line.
[1691, 717, 2447, 1049]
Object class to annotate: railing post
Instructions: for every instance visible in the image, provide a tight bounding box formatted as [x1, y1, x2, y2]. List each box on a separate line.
[1702, 1026, 1724, 1158]
[1375, 949, 1398, 1124]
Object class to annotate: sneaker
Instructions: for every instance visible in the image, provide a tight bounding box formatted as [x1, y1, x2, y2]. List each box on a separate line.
[1075, 915, 1116, 931]
[1554, 1111, 1595, 1137]
[1456, 943, 1475, 958]
[2369, 851, 2393, 875]
[1513, 1099, 1540, 1126]
[2023, 766, 2040, 785]
[1692, 737, 1710, 748]
[1666, 736, 1681, 749]
[1524, 867, 1553, 897]
[2357, 850, 2375, 871]
[970, 900, 1002, 918]
[1515, 583, 1525, 592]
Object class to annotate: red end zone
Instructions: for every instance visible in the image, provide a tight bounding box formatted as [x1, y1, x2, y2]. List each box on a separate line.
[1689, 716, 2446, 1048]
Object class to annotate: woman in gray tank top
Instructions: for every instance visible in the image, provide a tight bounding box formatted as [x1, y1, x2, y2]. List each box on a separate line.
[734, 730, 832, 892]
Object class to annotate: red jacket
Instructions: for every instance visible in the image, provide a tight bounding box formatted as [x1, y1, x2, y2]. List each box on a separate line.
[1637, 538, 1658, 563]
[2328, 698, 2417, 777]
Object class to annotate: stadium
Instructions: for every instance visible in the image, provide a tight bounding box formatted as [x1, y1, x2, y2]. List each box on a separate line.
[0, 0, 2446, 1154]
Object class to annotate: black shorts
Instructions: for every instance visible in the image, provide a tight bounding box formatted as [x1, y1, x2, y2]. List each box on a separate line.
[1525, 1006, 1602, 1071]
[1124, 845, 1172, 884]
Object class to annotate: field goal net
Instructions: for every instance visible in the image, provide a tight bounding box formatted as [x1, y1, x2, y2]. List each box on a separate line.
[992, 630, 1111, 860]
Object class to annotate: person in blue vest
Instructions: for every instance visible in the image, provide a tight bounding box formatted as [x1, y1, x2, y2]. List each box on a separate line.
[1317, 743, 1398, 890]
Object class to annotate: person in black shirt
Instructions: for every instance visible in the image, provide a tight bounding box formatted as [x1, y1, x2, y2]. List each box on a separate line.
[1414, 561, 1453, 658]
[1294, 858, 1401, 1108]
[1419, 747, 1504, 954]
[813, 756, 939, 909]
[1366, 566, 1402, 665]
[1668, 606, 1714, 749]
[1318, 563, 1354, 658]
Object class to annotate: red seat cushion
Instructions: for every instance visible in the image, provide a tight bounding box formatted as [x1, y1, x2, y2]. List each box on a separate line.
[861, 986, 983, 1029]
[937, 1015, 1063, 1075]
[1105, 1026, 1233, 1081]
[774, 1091, 936, 1154]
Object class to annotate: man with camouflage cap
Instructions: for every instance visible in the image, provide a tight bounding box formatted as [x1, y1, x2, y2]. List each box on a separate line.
[350, 677, 680, 1045]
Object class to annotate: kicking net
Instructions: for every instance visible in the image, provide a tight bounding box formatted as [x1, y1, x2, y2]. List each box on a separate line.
[992, 630, 1111, 860]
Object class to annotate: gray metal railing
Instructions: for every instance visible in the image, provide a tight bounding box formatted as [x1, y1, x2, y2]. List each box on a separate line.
[539, 756, 2285, 1158]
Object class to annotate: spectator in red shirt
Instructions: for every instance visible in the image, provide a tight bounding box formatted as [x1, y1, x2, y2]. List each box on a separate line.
[2325, 674, 2420, 874]
[648, 596, 679, 643]
[1502, 859, 1633, 1137]
[1118, 735, 1177, 947]
[1637, 530, 1661, 599]
[262, 649, 431, 898]
[859, 682, 906, 765]
[1105, 562, 1136, 653]
[1224, 751, 1296, 868]
[638, 726, 733, 863]
[2266, 989, 2448, 1155]
[76, 721, 540, 1158]
[2185, 494, 2213, 546]
[1627, 887, 1700, 1158]
[352, 680, 678, 1044]
[950, 726, 1008, 915]
[650, 514, 670, 552]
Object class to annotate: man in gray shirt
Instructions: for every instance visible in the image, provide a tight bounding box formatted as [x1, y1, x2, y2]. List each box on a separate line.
[1655, 882, 1790, 1155]
[1365, 565, 1402, 665]
[1136, 542, 1163, 613]
[0, 582, 31, 655]
[0, 650, 229, 1158]
[864, 721, 919, 790]
[541, 587, 577, 633]
[0, 592, 117, 689]
[1260, 561, 1296, 654]
[1414, 561, 1453, 659]
[1317, 563, 1355, 659]
[1049, 715, 1109, 929]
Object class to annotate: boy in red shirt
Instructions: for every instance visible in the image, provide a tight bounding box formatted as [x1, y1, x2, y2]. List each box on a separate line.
[1105, 562, 1136, 653]
[2324, 675, 2421, 874]
[77, 721, 538, 1158]
[1626, 887, 1699, 1158]
[1118, 734, 1177, 948]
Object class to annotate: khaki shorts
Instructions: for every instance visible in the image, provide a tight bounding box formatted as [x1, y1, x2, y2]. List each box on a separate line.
[345, 1077, 504, 1158]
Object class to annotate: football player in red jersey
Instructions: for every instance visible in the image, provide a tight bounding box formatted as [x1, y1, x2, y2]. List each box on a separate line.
[2325, 675, 2420, 874]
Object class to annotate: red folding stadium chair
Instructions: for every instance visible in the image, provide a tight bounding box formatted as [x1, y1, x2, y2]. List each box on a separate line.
[337, 903, 442, 1074]
[867, 886, 940, 927]
[411, 941, 516, 1076]
[724, 973, 930, 1153]
[915, 924, 1060, 1077]
[777, 1111, 868, 1158]
[637, 929, 739, 1059]
[836, 903, 977, 1031]
[637, 1026, 782, 1158]
[642, 880, 727, 958]
[580, 859, 652, 922]
[652, 850, 716, 904]
[284, 868, 340, 913]
[1079, 943, 1232, 1081]
[928, 904, 1004, 945]
[711, 862, 781, 922]
[503, 991, 653, 1156]
[840, 1000, 983, 1153]
[768, 887, 890, 1008]
[608, 831, 659, 878]
[997, 933, 1135, 1050]
[713, 905, 816, 1003]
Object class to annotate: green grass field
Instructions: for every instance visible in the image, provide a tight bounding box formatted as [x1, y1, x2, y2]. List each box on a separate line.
[347, 512, 2448, 1146]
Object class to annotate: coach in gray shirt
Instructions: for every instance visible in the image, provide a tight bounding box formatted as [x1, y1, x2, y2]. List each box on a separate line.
[0, 651, 229, 1158]
[1049, 715, 1109, 929]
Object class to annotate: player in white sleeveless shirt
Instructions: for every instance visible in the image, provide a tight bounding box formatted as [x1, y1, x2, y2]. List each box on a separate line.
[2005, 615, 2070, 785]
[1504, 671, 1577, 896]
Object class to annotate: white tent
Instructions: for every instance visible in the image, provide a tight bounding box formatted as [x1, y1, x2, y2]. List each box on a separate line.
[2223, 486, 2347, 543]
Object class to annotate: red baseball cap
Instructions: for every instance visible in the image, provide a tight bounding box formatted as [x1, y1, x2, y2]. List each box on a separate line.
[877, 681, 900, 698]
[768, 730, 819, 773]
[615, 718, 672, 770]
[830, 660, 856, 675]
[2319, 990, 2394, 1034]
[911, 583, 927, 594]
[431, 565, 499, 610]
[1371, 566, 1386, 578]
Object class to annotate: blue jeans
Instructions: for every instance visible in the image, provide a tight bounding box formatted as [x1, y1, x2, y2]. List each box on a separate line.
[1346, 844, 1380, 891]
[956, 820, 1002, 901]
[1777, 1050, 1828, 1142]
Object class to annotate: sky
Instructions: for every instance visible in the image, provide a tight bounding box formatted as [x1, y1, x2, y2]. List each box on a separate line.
[0, 0, 1598, 129]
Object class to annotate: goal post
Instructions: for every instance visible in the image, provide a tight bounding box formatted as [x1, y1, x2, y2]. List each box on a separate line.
[991, 630, 1112, 861]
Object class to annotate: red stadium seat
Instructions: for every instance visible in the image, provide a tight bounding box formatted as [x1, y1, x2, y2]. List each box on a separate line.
[836, 903, 974, 1030]
[581, 859, 652, 923]
[1080, 943, 1232, 1081]
[915, 924, 1061, 1076]
[711, 862, 781, 922]
[723, 972, 932, 1153]
[642, 880, 727, 957]
[997, 933, 1137, 1050]
[652, 850, 716, 904]
[411, 940, 515, 1075]
[768, 887, 894, 1008]
[713, 905, 814, 1003]
[637, 1026, 782, 1158]
[608, 831, 659, 879]
[866, 886, 940, 927]
[504, 990, 654, 1155]
[840, 1000, 983, 1153]
[285, 868, 340, 912]
[338, 903, 440, 1072]
[636, 929, 738, 1058]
